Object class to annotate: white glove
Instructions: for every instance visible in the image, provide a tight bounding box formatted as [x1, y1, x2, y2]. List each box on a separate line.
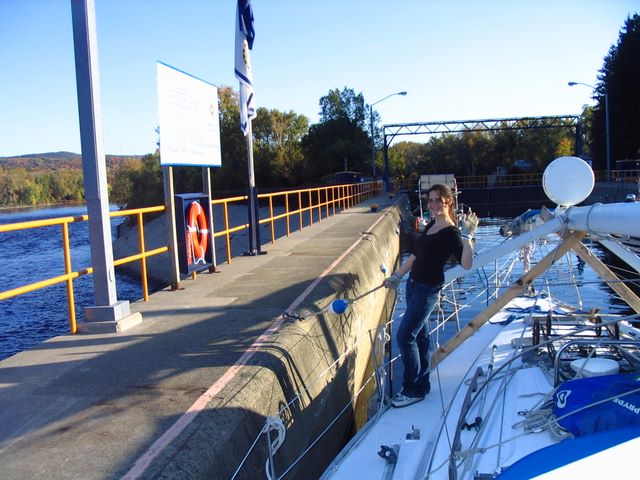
[460, 211, 479, 239]
[383, 272, 402, 289]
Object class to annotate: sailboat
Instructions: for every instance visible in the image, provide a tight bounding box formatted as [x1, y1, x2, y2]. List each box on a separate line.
[321, 157, 640, 479]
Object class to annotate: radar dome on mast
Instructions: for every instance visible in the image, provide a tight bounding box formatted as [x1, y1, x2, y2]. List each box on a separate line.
[543, 156, 594, 207]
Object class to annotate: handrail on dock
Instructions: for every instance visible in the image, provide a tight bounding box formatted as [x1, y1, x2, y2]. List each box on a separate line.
[0, 181, 382, 334]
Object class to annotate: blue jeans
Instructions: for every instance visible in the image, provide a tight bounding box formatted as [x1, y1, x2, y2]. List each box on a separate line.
[397, 279, 442, 397]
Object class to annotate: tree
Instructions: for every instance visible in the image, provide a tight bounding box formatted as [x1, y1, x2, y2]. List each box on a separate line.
[109, 153, 163, 209]
[577, 104, 595, 158]
[303, 88, 371, 180]
[109, 159, 139, 209]
[593, 14, 640, 167]
[386, 147, 408, 180]
[390, 142, 428, 178]
[252, 108, 309, 186]
[319, 87, 367, 129]
[215, 88, 310, 190]
[47, 169, 84, 202]
[215, 86, 248, 193]
[510, 120, 575, 172]
[18, 178, 42, 205]
[0, 167, 86, 207]
[302, 117, 371, 180]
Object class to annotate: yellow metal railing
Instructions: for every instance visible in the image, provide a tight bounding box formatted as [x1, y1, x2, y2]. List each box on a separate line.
[0, 205, 166, 333]
[212, 182, 380, 264]
[110, 205, 169, 302]
[0, 213, 92, 334]
[0, 181, 382, 334]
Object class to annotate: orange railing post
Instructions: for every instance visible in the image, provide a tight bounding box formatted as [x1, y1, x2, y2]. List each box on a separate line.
[331, 186, 336, 216]
[268, 196, 275, 243]
[223, 201, 232, 264]
[298, 191, 303, 231]
[285, 193, 291, 236]
[324, 188, 330, 219]
[137, 211, 149, 302]
[61, 222, 78, 334]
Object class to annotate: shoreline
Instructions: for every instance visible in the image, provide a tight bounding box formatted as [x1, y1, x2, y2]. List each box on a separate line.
[0, 201, 86, 212]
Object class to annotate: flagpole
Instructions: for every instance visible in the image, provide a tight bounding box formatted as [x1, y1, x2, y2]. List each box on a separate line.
[246, 120, 259, 255]
[235, 0, 261, 255]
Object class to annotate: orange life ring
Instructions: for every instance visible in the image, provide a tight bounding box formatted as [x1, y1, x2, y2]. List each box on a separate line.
[187, 201, 208, 262]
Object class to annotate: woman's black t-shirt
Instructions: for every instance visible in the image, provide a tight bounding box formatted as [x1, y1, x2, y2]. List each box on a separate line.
[410, 221, 463, 286]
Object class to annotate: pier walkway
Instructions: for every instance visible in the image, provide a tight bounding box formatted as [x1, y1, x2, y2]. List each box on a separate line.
[0, 194, 395, 480]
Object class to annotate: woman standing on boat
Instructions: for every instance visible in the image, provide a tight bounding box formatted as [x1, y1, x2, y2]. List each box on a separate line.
[384, 184, 476, 408]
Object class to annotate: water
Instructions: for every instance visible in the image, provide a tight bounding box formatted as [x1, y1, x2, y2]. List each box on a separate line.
[0, 208, 634, 362]
[0, 205, 144, 360]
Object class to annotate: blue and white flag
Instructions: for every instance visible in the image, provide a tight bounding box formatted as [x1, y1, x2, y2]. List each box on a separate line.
[235, 0, 256, 135]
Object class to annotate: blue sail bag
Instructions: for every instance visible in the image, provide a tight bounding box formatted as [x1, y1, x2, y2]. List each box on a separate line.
[553, 373, 640, 436]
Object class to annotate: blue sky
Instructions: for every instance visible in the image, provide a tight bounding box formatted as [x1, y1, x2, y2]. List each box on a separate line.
[0, 0, 637, 156]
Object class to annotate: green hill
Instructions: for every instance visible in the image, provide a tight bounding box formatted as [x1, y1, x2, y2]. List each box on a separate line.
[0, 152, 146, 207]
[0, 152, 143, 171]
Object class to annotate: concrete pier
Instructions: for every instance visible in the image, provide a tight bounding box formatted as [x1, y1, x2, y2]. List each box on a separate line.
[0, 195, 401, 480]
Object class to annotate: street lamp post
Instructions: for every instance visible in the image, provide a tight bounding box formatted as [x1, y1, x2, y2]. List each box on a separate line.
[568, 81, 611, 182]
[369, 91, 407, 178]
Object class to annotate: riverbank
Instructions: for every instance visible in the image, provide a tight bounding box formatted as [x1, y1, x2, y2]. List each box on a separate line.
[0, 201, 87, 212]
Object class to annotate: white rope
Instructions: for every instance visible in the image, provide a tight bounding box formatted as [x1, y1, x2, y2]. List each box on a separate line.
[275, 371, 381, 479]
[585, 202, 603, 236]
[230, 427, 268, 480]
[230, 289, 389, 479]
[283, 284, 385, 321]
[429, 309, 640, 478]
[361, 233, 389, 275]
[464, 385, 640, 466]
[453, 314, 640, 452]
[264, 416, 286, 480]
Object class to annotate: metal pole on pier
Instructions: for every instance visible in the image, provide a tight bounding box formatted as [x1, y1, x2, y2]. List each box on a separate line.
[70, 0, 140, 332]
[245, 122, 261, 255]
[235, 0, 263, 255]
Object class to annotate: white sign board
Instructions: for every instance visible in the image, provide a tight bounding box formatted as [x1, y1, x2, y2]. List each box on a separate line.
[157, 62, 221, 167]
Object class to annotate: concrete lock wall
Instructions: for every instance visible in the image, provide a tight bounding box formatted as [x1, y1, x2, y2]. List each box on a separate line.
[459, 182, 639, 218]
[143, 206, 402, 480]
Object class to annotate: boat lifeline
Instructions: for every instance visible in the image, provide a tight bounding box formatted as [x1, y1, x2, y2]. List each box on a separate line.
[321, 157, 640, 479]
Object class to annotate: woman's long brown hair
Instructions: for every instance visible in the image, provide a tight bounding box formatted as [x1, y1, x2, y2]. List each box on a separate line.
[427, 184, 456, 224]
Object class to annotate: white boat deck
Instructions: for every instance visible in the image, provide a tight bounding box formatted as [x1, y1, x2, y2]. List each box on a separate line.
[322, 298, 575, 479]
